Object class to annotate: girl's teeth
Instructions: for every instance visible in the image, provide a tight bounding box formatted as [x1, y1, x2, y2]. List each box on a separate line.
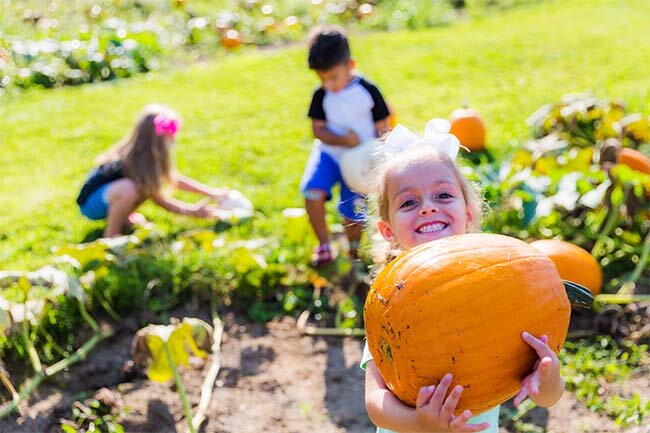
[418, 223, 446, 233]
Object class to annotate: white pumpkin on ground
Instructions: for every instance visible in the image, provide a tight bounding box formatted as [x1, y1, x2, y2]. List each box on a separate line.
[215, 189, 253, 220]
[339, 139, 380, 195]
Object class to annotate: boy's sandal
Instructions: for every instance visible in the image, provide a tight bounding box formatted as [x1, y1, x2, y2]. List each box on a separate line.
[311, 244, 335, 267]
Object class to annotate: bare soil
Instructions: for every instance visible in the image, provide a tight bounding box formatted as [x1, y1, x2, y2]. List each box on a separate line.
[1, 310, 648, 433]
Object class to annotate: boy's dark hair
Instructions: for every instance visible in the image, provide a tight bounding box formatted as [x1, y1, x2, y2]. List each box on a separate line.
[307, 26, 351, 71]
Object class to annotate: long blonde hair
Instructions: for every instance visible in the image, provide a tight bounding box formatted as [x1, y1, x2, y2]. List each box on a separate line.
[368, 143, 485, 265]
[96, 104, 178, 196]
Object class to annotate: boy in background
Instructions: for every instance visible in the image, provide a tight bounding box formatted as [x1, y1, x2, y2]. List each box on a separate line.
[301, 26, 391, 267]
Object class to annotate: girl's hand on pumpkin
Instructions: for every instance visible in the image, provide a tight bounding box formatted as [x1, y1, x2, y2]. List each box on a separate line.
[514, 332, 564, 407]
[415, 373, 491, 432]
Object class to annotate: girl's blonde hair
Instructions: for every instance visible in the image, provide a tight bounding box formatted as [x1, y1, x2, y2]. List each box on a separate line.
[96, 104, 178, 197]
[368, 142, 485, 264]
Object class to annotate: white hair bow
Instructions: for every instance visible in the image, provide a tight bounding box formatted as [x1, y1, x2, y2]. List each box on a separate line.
[380, 118, 461, 161]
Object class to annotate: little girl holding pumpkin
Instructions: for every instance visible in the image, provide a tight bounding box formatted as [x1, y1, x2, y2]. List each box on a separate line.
[361, 120, 565, 433]
[77, 104, 230, 237]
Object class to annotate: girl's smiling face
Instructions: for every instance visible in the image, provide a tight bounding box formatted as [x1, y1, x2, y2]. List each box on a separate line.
[378, 161, 471, 249]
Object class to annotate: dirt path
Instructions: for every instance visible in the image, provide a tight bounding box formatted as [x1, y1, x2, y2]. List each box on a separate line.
[1, 313, 646, 433]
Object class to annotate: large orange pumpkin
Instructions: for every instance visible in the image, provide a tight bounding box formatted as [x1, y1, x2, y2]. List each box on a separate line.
[364, 233, 570, 414]
[618, 148, 650, 174]
[530, 240, 602, 295]
[449, 108, 486, 152]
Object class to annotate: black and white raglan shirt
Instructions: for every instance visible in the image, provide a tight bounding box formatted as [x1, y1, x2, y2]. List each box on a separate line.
[307, 75, 390, 162]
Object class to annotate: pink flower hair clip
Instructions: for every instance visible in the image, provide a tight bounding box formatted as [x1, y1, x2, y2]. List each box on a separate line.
[153, 114, 180, 138]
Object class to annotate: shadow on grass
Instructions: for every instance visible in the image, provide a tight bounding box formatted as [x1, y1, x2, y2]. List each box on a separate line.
[81, 227, 105, 243]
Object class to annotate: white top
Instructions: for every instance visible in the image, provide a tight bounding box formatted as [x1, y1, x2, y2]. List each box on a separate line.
[308, 75, 390, 162]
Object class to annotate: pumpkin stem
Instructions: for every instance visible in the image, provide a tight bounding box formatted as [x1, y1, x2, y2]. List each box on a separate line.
[563, 281, 594, 309]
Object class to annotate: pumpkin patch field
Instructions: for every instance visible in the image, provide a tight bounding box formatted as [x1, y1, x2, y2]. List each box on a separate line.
[1, 1, 649, 432]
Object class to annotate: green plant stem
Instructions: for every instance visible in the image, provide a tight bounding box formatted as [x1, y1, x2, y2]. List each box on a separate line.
[44, 330, 110, 376]
[39, 326, 68, 358]
[78, 300, 99, 332]
[591, 187, 630, 258]
[164, 341, 196, 433]
[96, 291, 122, 322]
[0, 329, 111, 419]
[0, 373, 44, 419]
[21, 308, 42, 374]
[618, 231, 650, 295]
[502, 398, 537, 423]
[594, 294, 650, 305]
[128, 262, 144, 308]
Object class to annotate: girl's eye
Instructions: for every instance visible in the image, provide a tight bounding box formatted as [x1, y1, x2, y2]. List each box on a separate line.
[437, 192, 454, 199]
[399, 199, 417, 209]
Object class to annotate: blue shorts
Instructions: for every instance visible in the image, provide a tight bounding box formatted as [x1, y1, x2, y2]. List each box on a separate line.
[79, 183, 111, 220]
[300, 149, 366, 222]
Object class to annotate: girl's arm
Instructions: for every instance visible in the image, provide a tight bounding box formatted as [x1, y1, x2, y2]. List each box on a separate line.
[366, 362, 424, 432]
[514, 332, 565, 408]
[173, 174, 228, 200]
[151, 194, 216, 218]
[365, 362, 489, 433]
[312, 119, 360, 147]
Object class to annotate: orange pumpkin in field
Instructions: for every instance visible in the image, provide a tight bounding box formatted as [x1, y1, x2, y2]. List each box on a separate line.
[220, 29, 242, 49]
[449, 108, 486, 152]
[618, 148, 650, 174]
[387, 104, 398, 129]
[530, 240, 602, 296]
[364, 234, 571, 414]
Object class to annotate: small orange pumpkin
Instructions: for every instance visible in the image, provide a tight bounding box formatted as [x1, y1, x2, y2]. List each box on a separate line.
[356, 3, 374, 19]
[221, 29, 242, 49]
[364, 234, 570, 414]
[618, 148, 650, 174]
[387, 104, 398, 129]
[530, 240, 602, 295]
[449, 108, 486, 152]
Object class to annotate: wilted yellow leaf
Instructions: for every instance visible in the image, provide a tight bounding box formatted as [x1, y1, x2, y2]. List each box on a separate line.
[144, 322, 208, 383]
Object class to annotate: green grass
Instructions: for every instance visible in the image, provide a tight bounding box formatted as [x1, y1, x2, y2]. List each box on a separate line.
[2, 0, 650, 269]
